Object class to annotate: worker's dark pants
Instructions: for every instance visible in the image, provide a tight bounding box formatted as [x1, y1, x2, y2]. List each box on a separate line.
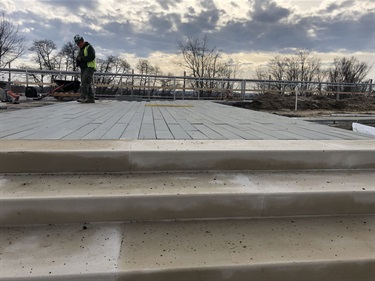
[80, 67, 95, 100]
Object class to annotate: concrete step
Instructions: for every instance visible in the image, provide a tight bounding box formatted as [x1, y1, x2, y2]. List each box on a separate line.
[1, 215, 374, 281]
[1, 139, 374, 173]
[1, 139, 374, 280]
[1, 170, 374, 225]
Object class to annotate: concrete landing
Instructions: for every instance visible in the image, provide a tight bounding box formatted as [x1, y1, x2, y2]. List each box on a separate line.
[0, 100, 372, 140]
[1, 216, 374, 281]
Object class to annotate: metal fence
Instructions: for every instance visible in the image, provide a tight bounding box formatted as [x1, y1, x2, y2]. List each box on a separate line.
[1, 68, 373, 101]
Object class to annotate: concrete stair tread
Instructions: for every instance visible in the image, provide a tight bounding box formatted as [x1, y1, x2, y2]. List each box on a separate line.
[1, 170, 374, 198]
[2, 170, 374, 225]
[1, 215, 374, 280]
[0, 223, 122, 280]
[121, 215, 375, 270]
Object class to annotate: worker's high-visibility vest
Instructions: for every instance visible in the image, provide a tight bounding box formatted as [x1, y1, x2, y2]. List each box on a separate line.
[84, 45, 96, 69]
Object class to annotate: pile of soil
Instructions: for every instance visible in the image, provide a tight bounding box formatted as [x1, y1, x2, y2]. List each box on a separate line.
[234, 93, 375, 113]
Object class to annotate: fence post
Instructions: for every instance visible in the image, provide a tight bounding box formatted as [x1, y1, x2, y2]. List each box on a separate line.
[131, 69, 134, 97]
[183, 71, 186, 100]
[268, 75, 271, 91]
[241, 80, 246, 100]
[295, 84, 298, 111]
[369, 79, 373, 95]
[7, 62, 11, 90]
[119, 74, 123, 96]
[147, 76, 151, 100]
[173, 77, 176, 101]
[221, 79, 224, 100]
[198, 78, 200, 100]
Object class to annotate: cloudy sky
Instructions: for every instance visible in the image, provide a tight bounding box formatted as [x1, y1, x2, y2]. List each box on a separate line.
[2, 0, 375, 78]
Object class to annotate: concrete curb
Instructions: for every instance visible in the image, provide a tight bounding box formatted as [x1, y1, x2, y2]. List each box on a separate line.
[1, 139, 374, 173]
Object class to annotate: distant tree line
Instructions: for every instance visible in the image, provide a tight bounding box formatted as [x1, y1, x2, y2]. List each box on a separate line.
[0, 13, 372, 97]
[255, 49, 372, 95]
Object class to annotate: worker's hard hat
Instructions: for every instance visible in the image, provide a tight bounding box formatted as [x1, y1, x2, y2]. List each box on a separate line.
[74, 34, 84, 43]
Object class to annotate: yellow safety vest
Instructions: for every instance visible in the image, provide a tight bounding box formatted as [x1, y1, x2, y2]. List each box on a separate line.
[83, 45, 96, 69]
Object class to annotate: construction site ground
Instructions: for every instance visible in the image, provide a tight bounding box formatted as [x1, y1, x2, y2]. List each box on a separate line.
[232, 93, 375, 118]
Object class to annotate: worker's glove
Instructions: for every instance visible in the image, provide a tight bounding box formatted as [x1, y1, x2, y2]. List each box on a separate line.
[76, 56, 82, 67]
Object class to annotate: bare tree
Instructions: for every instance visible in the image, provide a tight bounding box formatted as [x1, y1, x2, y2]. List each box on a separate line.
[328, 57, 371, 93]
[95, 55, 131, 95]
[58, 41, 78, 72]
[254, 68, 269, 93]
[136, 59, 155, 95]
[293, 49, 322, 94]
[178, 35, 230, 97]
[225, 59, 242, 80]
[255, 49, 322, 94]
[136, 59, 155, 74]
[0, 13, 26, 67]
[178, 35, 222, 78]
[150, 65, 163, 94]
[214, 61, 231, 91]
[29, 39, 58, 70]
[267, 56, 287, 92]
[28, 39, 58, 88]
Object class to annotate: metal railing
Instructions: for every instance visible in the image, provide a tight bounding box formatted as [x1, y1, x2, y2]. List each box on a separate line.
[1, 68, 373, 102]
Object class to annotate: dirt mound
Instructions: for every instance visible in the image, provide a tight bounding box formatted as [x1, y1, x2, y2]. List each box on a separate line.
[236, 93, 375, 112]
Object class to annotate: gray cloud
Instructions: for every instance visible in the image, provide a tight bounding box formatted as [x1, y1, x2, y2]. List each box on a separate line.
[39, 0, 100, 12]
[199, 0, 217, 10]
[323, 0, 355, 13]
[251, 0, 291, 23]
[311, 12, 375, 52]
[2, 0, 374, 65]
[148, 13, 175, 33]
[155, 0, 183, 10]
[180, 8, 221, 35]
[230, 1, 240, 9]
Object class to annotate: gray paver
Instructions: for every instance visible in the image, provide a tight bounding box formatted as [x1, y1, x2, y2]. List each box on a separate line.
[139, 123, 156, 139]
[194, 124, 227, 140]
[168, 124, 192, 139]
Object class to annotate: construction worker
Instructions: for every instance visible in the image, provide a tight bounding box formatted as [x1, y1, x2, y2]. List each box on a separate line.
[74, 34, 96, 103]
